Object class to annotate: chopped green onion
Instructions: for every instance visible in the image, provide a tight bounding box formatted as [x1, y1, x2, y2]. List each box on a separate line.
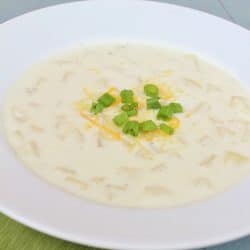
[157, 105, 173, 121]
[98, 93, 115, 107]
[127, 109, 138, 117]
[120, 89, 134, 103]
[140, 120, 157, 132]
[112, 112, 128, 127]
[122, 121, 140, 137]
[144, 84, 159, 97]
[160, 123, 174, 135]
[156, 102, 183, 120]
[121, 102, 138, 117]
[146, 97, 161, 109]
[90, 102, 104, 115]
[121, 102, 138, 111]
[168, 102, 183, 113]
[121, 104, 131, 112]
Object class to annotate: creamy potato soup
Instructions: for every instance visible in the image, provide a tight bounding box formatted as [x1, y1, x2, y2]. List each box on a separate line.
[3, 44, 250, 207]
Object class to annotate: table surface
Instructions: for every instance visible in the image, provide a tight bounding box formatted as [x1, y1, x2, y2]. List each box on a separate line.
[0, 1, 250, 250]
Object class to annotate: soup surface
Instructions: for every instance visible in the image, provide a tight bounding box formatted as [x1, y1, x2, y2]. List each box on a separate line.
[3, 44, 250, 207]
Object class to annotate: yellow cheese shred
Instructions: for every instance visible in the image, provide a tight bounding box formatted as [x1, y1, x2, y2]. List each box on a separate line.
[168, 117, 180, 129]
[80, 111, 121, 140]
[107, 87, 119, 95]
[75, 100, 88, 110]
[160, 86, 174, 100]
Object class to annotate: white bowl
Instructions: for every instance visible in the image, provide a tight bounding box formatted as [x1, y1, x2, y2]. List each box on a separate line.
[1, 1, 250, 249]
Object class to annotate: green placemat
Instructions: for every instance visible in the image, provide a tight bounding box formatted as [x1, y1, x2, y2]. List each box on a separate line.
[0, 213, 103, 250]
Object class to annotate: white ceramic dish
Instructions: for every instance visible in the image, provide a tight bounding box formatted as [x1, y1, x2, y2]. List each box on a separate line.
[1, 1, 250, 249]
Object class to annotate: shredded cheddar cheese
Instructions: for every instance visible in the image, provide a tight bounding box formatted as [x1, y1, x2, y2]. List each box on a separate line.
[75, 100, 88, 110]
[80, 111, 121, 140]
[112, 97, 121, 107]
[107, 87, 119, 95]
[169, 117, 180, 129]
[160, 86, 174, 100]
